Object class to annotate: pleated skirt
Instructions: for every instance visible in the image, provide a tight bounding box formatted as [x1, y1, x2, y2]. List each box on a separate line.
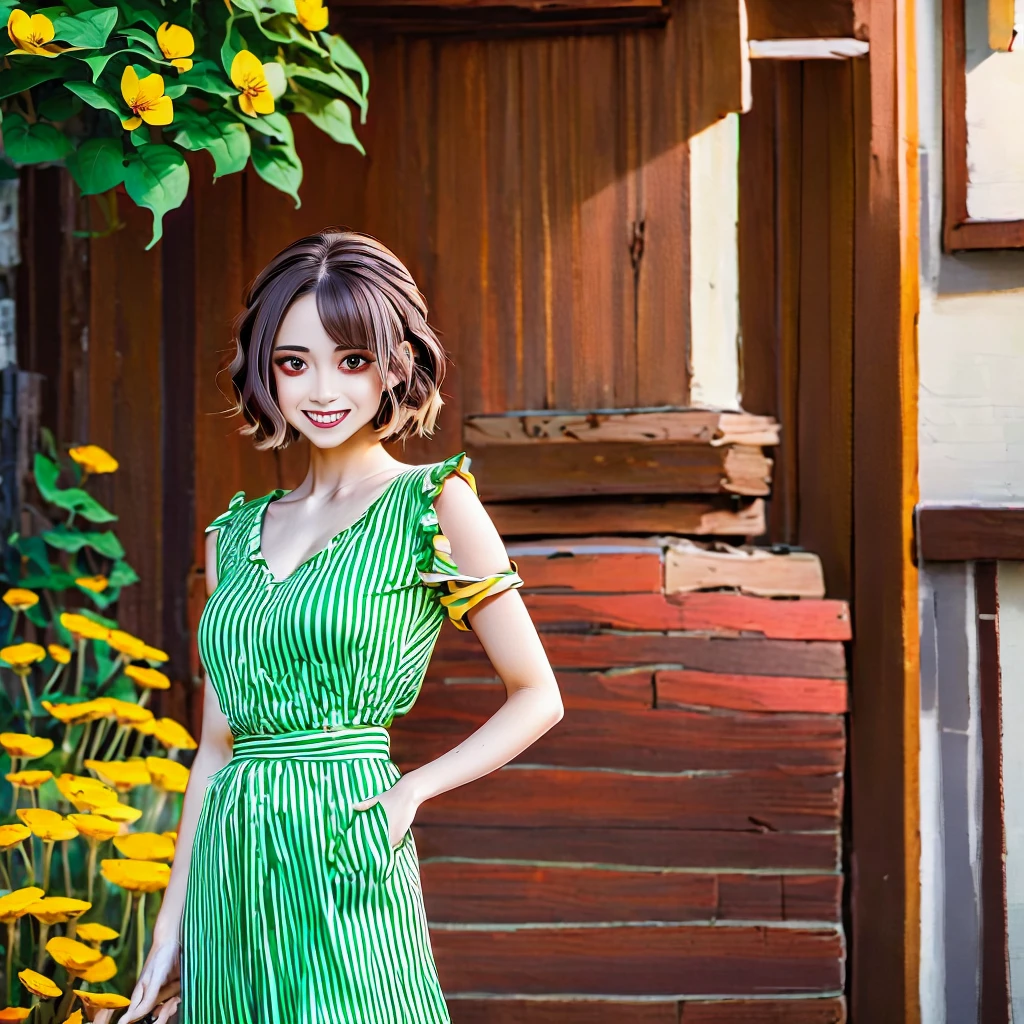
[178, 727, 451, 1024]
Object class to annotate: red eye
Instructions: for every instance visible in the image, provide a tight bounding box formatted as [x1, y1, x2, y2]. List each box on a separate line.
[275, 357, 306, 376]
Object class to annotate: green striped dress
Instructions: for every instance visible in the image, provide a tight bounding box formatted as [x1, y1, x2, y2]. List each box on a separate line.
[178, 452, 523, 1023]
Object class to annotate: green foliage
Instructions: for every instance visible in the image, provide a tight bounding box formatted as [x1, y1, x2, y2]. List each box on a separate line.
[0, 0, 369, 247]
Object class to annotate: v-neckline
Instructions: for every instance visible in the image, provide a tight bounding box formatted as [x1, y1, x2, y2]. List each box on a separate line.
[252, 467, 418, 585]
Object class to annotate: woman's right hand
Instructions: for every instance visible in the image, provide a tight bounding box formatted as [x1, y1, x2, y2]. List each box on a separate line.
[118, 936, 181, 1023]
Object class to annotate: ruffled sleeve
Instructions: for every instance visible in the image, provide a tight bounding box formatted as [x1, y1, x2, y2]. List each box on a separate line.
[205, 490, 247, 534]
[415, 452, 524, 631]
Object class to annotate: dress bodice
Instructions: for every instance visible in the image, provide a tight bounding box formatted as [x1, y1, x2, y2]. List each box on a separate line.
[196, 452, 523, 736]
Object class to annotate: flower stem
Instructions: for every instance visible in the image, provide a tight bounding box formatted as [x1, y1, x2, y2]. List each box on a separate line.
[41, 841, 53, 891]
[135, 891, 147, 983]
[61, 839, 72, 897]
[110, 890, 134, 958]
[73, 638, 85, 697]
[6, 921, 15, 1007]
[19, 672, 34, 726]
[86, 840, 97, 904]
[17, 840, 35, 886]
[35, 922, 49, 971]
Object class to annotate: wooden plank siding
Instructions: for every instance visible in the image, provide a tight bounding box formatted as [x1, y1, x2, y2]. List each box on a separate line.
[392, 539, 848, 1019]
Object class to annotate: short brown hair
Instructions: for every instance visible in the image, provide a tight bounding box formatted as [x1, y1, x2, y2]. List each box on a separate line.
[226, 230, 448, 450]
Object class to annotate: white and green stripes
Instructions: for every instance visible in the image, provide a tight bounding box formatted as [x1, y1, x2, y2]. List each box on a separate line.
[178, 453, 500, 1023]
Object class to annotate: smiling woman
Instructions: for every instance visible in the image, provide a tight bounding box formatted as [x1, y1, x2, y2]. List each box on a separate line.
[119, 230, 563, 1024]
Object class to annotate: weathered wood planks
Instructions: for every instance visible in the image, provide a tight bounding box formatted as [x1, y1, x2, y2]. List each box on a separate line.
[402, 536, 848, 1016]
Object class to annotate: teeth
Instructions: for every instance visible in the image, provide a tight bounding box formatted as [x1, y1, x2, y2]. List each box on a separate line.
[307, 411, 346, 424]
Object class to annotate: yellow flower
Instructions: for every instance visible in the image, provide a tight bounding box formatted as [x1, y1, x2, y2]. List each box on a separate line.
[1, 733, 54, 759]
[68, 445, 118, 474]
[61, 1012, 83, 1024]
[231, 50, 274, 116]
[59, 613, 111, 642]
[163, 830, 178, 842]
[152, 717, 197, 750]
[26, 897, 91, 925]
[295, 0, 328, 31]
[75, 989, 129, 1008]
[107, 699, 154, 727]
[74, 575, 108, 594]
[7, 770, 53, 788]
[1, 642, 46, 674]
[156, 21, 194, 72]
[92, 802, 142, 824]
[76, 955, 116, 983]
[67, 813, 121, 841]
[120, 66, 173, 130]
[0, 1008, 33, 1021]
[55, 774, 120, 812]
[46, 936, 103, 974]
[2, 588, 38, 612]
[146, 756, 189, 793]
[106, 630, 147, 658]
[124, 664, 170, 690]
[6, 9, 62, 57]
[0, 887, 45, 923]
[48, 643, 71, 664]
[141, 643, 169, 663]
[17, 808, 78, 842]
[0, 824, 31, 849]
[17, 967, 61, 998]
[43, 699, 114, 725]
[100, 858, 170, 893]
[113, 832, 174, 861]
[73, 922, 120, 946]
[84, 758, 151, 791]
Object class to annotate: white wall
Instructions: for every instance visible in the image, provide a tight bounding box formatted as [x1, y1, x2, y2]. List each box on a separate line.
[918, 0, 1024, 504]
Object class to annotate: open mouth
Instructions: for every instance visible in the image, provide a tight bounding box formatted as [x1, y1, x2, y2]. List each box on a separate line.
[303, 409, 350, 429]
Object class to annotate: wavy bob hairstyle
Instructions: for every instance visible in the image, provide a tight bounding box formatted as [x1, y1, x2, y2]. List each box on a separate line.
[226, 230, 448, 450]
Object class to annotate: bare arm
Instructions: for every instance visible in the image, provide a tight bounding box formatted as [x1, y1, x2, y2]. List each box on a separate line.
[355, 473, 563, 834]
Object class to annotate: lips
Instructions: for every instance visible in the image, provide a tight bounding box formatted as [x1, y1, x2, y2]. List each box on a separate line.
[303, 409, 350, 429]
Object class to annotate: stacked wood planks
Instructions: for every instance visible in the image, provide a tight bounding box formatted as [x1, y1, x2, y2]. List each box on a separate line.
[391, 536, 850, 1023]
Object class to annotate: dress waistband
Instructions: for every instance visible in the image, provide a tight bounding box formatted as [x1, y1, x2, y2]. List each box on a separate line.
[231, 725, 391, 762]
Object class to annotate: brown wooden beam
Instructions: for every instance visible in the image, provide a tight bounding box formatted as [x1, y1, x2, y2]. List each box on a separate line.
[333, 0, 668, 35]
[918, 505, 1024, 561]
[744, 0, 866, 41]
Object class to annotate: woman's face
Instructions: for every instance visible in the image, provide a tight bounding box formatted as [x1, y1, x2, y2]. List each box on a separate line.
[270, 292, 402, 450]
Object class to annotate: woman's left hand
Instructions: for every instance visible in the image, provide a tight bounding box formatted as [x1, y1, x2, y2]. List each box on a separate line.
[353, 778, 420, 849]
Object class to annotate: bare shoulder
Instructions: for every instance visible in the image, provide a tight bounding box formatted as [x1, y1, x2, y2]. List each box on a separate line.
[432, 470, 510, 576]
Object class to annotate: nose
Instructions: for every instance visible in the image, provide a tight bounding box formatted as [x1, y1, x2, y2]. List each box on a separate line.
[307, 367, 343, 406]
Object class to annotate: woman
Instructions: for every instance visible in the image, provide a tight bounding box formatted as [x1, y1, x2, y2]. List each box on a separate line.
[119, 230, 563, 1023]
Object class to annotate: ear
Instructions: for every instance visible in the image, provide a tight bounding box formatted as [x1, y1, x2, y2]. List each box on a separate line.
[384, 340, 414, 391]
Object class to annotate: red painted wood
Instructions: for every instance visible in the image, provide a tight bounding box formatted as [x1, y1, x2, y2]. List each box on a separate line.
[783, 876, 844, 921]
[523, 592, 852, 640]
[416, 768, 843, 832]
[680, 998, 847, 1022]
[431, 925, 844, 995]
[450, 1001, 679, 1024]
[431, 632, 848, 679]
[656, 669, 849, 714]
[717, 875, 783, 920]
[514, 551, 664, 592]
[393, 691, 846, 772]
[421, 862, 717, 922]
[414, 825, 841, 871]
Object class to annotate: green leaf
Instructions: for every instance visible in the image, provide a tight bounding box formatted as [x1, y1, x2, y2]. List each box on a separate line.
[220, 14, 248, 79]
[66, 138, 125, 195]
[42, 526, 125, 559]
[64, 80, 122, 117]
[323, 32, 369, 102]
[0, 63, 62, 101]
[281, 61, 365, 118]
[291, 86, 363, 153]
[115, 0, 160, 30]
[173, 108, 250, 178]
[2, 113, 73, 166]
[33, 453, 118, 523]
[123, 144, 189, 249]
[118, 26, 163, 57]
[37, 91, 83, 122]
[130, 129, 149, 147]
[80, 49, 117, 80]
[107, 560, 139, 587]
[13, 534, 52, 573]
[251, 136, 301, 206]
[51, 7, 119, 48]
[181, 69, 236, 96]
[0, 161, 18, 181]
[164, 82, 188, 99]
[236, 109, 292, 143]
